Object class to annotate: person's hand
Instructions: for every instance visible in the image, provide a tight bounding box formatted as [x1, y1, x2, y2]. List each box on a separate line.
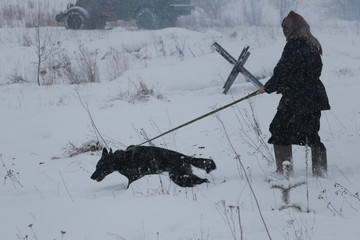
[258, 86, 265, 94]
[276, 87, 288, 94]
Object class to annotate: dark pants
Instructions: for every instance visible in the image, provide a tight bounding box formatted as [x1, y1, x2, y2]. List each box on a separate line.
[268, 110, 324, 148]
[269, 110, 327, 177]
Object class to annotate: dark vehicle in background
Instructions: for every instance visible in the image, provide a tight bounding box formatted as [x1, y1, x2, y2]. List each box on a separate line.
[55, 0, 193, 30]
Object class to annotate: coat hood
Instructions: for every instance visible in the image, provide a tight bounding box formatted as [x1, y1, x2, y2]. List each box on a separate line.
[282, 11, 322, 55]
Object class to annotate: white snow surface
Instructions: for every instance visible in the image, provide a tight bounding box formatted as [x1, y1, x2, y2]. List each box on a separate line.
[1, 19, 360, 240]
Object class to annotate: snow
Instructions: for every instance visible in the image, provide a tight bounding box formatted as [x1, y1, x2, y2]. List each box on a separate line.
[1, 3, 360, 240]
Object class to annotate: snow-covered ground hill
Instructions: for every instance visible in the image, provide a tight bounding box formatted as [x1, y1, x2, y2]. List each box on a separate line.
[1, 1, 360, 240]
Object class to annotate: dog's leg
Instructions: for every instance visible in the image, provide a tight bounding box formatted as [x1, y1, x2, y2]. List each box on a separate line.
[124, 173, 146, 189]
[169, 172, 209, 187]
[183, 157, 217, 173]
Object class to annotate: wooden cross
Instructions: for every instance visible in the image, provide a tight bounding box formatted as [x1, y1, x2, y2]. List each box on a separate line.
[212, 42, 263, 94]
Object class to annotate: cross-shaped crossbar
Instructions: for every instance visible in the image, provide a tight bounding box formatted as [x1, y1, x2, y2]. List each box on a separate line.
[212, 42, 263, 94]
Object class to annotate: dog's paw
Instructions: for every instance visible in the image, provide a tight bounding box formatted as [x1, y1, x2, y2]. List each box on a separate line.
[204, 160, 217, 173]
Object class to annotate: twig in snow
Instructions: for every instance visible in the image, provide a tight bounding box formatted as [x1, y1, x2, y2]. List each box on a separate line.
[216, 115, 272, 240]
[59, 170, 74, 202]
[74, 89, 110, 149]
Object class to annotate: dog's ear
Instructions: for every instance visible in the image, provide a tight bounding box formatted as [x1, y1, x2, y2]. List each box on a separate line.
[102, 148, 108, 156]
[110, 148, 113, 154]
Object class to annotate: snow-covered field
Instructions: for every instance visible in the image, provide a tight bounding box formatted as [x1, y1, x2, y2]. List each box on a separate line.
[1, 8, 360, 240]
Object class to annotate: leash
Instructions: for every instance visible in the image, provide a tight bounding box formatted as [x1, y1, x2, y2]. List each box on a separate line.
[138, 90, 260, 146]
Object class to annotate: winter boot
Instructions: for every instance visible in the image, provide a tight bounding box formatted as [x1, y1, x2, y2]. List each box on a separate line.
[311, 145, 327, 177]
[274, 145, 293, 174]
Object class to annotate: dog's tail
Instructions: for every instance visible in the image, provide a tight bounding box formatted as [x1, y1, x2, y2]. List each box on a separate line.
[186, 157, 216, 173]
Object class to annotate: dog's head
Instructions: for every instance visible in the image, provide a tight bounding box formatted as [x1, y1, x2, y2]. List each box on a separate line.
[91, 148, 117, 182]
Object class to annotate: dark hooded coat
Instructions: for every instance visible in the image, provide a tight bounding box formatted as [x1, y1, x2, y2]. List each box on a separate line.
[264, 11, 330, 146]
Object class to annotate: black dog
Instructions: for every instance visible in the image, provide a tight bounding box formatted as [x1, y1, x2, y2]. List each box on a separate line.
[91, 145, 216, 188]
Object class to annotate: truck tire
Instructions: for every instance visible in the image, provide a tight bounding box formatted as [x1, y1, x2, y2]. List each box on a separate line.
[65, 10, 88, 30]
[135, 8, 159, 29]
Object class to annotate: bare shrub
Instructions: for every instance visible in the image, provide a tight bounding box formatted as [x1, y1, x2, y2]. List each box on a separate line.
[26, 2, 60, 86]
[216, 200, 244, 240]
[232, 100, 274, 165]
[102, 47, 130, 81]
[115, 80, 164, 104]
[62, 140, 105, 158]
[318, 189, 343, 216]
[55, 50, 77, 84]
[216, 116, 272, 240]
[33, 26, 59, 86]
[40, 55, 62, 85]
[16, 224, 67, 240]
[21, 31, 33, 47]
[6, 74, 29, 85]
[73, 45, 100, 84]
[75, 89, 127, 149]
[42, 44, 99, 84]
[318, 183, 360, 216]
[4, 169, 23, 188]
[152, 34, 186, 58]
[1, 154, 23, 188]
[334, 183, 360, 203]
[280, 212, 315, 240]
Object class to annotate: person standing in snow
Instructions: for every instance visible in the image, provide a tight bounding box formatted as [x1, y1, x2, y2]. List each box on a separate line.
[258, 11, 330, 177]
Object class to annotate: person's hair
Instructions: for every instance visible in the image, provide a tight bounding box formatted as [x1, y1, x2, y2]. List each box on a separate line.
[282, 11, 322, 55]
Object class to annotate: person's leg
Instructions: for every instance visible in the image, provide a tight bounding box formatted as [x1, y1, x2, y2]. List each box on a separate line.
[304, 112, 327, 177]
[311, 143, 327, 177]
[274, 145, 293, 173]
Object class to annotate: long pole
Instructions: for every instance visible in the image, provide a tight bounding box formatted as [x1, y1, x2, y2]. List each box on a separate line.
[138, 90, 260, 146]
